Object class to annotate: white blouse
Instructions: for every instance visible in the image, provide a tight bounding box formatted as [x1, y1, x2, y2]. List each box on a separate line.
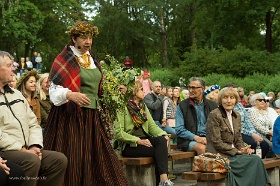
[49, 46, 97, 106]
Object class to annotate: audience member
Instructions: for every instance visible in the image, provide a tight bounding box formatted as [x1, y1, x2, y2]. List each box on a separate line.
[273, 116, 280, 158]
[19, 57, 26, 76]
[25, 57, 33, 71]
[172, 87, 181, 106]
[248, 93, 274, 155]
[31, 52, 38, 70]
[206, 87, 270, 186]
[267, 92, 277, 109]
[274, 92, 280, 109]
[163, 86, 176, 128]
[262, 93, 279, 130]
[175, 77, 218, 154]
[145, 81, 175, 134]
[123, 56, 132, 69]
[180, 89, 189, 100]
[114, 81, 173, 186]
[0, 50, 67, 186]
[224, 83, 269, 158]
[17, 70, 41, 125]
[204, 84, 220, 103]
[237, 87, 247, 107]
[8, 75, 18, 89]
[138, 70, 152, 96]
[35, 53, 42, 72]
[37, 73, 52, 129]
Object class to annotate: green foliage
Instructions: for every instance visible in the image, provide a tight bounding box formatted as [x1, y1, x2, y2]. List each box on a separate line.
[101, 55, 140, 121]
[149, 68, 181, 87]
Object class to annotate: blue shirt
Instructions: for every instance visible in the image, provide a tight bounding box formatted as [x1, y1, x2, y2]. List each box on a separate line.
[195, 101, 206, 136]
[233, 103, 256, 136]
[175, 100, 206, 140]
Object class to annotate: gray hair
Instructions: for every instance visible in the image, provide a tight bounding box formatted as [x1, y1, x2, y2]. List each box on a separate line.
[189, 77, 205, 88]
[152, 80, 161, 87]
[0, 51, 12, 66]
[250, 93, 264, 106]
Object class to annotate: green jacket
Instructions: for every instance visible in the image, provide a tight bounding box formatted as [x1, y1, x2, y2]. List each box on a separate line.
[113, 104, 167, 150]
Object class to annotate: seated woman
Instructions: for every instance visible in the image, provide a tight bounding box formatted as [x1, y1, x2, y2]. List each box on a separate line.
[113, 81, 173, 186]
[37, 73, 52, 130]
[206, 87, 270, 186]
[273, 116, 280, 158]
[204, 84, 220, 103]
[247, 93, 274, 156]
[17, 70, 41, 125]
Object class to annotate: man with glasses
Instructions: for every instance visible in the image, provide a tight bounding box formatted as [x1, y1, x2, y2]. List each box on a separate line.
[0, 51, 67, 186]
[175, 77, 217, 154]
[144, 81, 176, 134]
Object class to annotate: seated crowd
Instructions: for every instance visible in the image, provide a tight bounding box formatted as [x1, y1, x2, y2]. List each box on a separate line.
[2, 48, 280, 186]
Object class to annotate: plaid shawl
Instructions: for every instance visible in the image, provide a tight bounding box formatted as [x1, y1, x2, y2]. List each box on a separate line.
[50, 45, 103, 95]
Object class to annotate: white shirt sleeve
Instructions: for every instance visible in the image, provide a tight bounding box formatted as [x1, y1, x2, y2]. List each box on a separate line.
[49, 82, 71, 106]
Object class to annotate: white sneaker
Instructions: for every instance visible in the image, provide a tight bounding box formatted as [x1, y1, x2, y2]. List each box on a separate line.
[158, 179, 174, 186]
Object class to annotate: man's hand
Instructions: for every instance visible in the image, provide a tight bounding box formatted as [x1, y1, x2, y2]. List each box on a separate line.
[0, 157, 10, 175]
[194, 136, 207, 145]
[21, 147, 42, 160]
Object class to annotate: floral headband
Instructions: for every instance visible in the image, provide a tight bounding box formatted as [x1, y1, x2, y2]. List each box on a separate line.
[204, 84, 220, 95]
[67, 21, 99, 37]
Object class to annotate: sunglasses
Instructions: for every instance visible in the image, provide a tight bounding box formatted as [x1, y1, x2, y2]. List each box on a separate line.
[256, 99, 269, 103]
[187, 86, 202, 90]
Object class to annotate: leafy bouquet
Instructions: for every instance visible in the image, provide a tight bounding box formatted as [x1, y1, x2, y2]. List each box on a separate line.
[100, 55, 140, 123]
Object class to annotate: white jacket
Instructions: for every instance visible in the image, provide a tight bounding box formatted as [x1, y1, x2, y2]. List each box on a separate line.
[0, 85, 43, 151]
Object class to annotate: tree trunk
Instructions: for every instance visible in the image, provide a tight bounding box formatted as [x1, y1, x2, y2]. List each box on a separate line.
[190, 2, 196, 47]
[160, 11, 168, 68]
[265, 11, 272, 52]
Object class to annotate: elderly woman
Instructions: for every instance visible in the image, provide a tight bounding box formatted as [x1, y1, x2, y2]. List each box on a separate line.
[114, 81, 173, 186]
[43, 21, 128, 185]
[247, 93, 274, 152]
[204, 84, 220, 103]
[206, 87, 270, 186]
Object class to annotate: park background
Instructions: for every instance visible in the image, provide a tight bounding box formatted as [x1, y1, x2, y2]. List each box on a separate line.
[1, 0, 280, 94]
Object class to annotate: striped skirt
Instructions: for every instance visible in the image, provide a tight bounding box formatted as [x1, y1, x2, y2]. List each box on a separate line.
[43, 105, 128, 186]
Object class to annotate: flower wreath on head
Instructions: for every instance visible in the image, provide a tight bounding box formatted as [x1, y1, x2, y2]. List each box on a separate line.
[66, 21, 99, 37]
[204, 84, 220, 96]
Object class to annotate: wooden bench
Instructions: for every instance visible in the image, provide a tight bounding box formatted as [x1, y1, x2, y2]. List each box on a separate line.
[182, 157, 280, 186]
[119, 150, 196, 186]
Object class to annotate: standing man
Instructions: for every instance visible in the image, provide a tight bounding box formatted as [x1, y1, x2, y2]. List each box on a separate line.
[123, 56, 132, 69]
[176, 77, 218, 154]
[0, 51, 67, 186]
[144, 81, 176, 134]
[31, 51, 38, 70]
[237, 87, 248, 107]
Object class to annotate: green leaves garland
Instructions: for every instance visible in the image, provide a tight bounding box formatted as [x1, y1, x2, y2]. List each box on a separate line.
[101, 55, 140, 122]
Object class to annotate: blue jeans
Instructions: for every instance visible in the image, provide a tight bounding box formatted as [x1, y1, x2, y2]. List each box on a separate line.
[154, 121, 176, 134]
[20, 69, 25, 76]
